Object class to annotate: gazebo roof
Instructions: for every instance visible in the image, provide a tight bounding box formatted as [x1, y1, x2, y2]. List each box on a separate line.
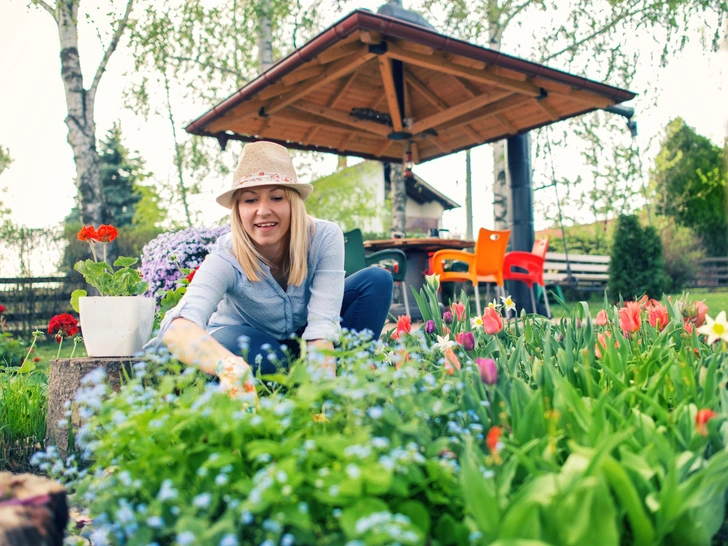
[186, 9, 636, 165]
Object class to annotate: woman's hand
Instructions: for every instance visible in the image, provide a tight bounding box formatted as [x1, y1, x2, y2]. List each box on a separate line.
[307, 339, 336, 378]
[216, 356, 257, 403]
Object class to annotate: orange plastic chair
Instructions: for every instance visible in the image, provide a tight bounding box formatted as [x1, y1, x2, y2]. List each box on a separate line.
[502, 236, 551, 318]
[431, 228, 510, 316]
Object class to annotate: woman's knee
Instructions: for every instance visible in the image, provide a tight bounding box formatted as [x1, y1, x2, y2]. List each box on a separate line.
[358, 266, 394, 292]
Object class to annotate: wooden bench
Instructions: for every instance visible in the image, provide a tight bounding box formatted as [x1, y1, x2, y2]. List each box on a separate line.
[543, 252, 610, 293]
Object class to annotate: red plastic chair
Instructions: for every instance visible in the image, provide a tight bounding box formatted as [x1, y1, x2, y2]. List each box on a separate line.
[431, 228, 510, 315]
[502, 236, 551, 318]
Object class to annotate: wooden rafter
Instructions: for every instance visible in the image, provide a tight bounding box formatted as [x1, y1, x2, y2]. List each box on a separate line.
[436, 94, 532, 133]
[291, 99, 390, 136]
[385, 42, 542, 98]
[207, 100, 266, 133]
[374, 139, 393, 157]
[378, 56, 404, 132]
[265, 48, 375, 115]
[329, 71, 359, 109]
[338, 132, 354, 150]
[272, 108, 354, 133]
[302, 126, 320, 146]
[280, 64, 326, 86]
[317, 40, 364, 65]
[410, 90, 511, 134]
[534, 99, 560, 121]
[494, 114, 517, 134]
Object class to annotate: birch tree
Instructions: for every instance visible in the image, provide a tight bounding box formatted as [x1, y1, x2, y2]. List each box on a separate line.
[30, 0, 135, 229]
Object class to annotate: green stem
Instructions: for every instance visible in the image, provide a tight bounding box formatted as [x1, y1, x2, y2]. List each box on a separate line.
[70, 338, 79, 359]
[56, 336, 63, 359]
[88, 241, 97, 262]
[103, 242, 107, 265]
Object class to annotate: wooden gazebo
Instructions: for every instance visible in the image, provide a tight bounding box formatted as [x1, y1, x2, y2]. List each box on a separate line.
[185, 9, 636, 166]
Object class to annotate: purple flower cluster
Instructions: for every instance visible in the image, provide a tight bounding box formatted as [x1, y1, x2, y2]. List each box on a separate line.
[140, 225, 231, 302]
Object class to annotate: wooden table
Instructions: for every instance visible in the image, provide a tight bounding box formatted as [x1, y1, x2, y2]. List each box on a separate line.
[364, 237, 475, 318]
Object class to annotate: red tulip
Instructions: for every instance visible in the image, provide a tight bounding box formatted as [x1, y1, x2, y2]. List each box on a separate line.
[648, 303, 669, 331]
[696, 409, 717, 436]
[451, 301, 466, 321]
[694, 301, 708, 327]
[483, 307, 503, 335]
[618, 301, 641, 333]
[391, 315, 412, 341]
[486, 426, 502, 453]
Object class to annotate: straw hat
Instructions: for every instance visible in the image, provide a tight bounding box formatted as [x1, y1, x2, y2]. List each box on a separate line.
[216, 141, 313, 208]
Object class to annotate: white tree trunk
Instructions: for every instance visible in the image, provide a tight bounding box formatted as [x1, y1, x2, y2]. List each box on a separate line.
[390, 164, 407, 234]
[489, 23, 511, 231]
[258, 0, 274, 72]
[57, 1, 105, 227]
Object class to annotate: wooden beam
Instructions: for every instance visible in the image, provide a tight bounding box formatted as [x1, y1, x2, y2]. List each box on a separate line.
[494, 114, 517, 134]
[338, 132, 354, 150]
[534, 99, 560, 121]
[317, 40, 364, 65]
[534, 77, 614, 109]
[374, 139, 393, 157]
[302, 126, 320, 146]
[265, 48, 375, 115]
[272, 108, 355, 133]
[291, 99, 390, 136]
[359, 30, 382, 44]
[206, 100, 266, 133]
[410, 90, 511, 134]
[453, 76, 482, 98]
[436, 94, 532, 133]
[280, 64, 326, 86]
[462, 125, 483, 142]
[411, 142, 420, 164]
[329, 71, 358, 109]
[378, 56, 404, 132]
[385, 43, 542, 97]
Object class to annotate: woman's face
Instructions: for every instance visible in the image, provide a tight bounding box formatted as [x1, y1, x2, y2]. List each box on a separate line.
[237, 185, 291, 260]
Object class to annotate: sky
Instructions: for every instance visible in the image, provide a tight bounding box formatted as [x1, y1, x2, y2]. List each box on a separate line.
[0, 1, 726, 276]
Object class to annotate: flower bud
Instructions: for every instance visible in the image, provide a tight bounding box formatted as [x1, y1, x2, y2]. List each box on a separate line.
[458, 331, 475, 351]
[443, 311, 453, 324]
[476, 357, 497, 385]
[425, 320, 436, 334]
[425, 273, 440, 292]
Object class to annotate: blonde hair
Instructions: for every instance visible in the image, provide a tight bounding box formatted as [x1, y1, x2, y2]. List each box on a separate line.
[230, 186, 312, 286]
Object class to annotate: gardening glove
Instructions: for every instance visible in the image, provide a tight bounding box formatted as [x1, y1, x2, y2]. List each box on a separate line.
[216, 356, 257, 405]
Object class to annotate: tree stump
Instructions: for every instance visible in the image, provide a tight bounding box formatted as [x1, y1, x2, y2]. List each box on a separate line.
[46, 358, 134, 459]
[0, 472, 68, 546]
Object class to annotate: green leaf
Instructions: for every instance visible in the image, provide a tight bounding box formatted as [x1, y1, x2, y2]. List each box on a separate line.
[113, 256, 138, 267]
[340, 497, 390, 539]
[461, 438, 500, 540]
[396, 500, 430, 535]
[70, 289, 87, 313]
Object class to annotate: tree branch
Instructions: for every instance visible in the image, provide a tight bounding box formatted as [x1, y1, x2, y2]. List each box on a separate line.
[89, 0, 134, 97]
[33, 0, 56, 18]
[539, 4, 649, 63]
[168, 55, 245, 78]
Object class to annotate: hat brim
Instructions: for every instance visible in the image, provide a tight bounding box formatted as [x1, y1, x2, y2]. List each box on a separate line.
[216, 180, 314, 209]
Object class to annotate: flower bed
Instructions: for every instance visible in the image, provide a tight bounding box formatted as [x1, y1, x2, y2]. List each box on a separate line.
[37, 283, 727, 545]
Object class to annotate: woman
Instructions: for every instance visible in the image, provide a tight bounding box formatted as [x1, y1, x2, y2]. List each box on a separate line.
[156, 141, 393, 394]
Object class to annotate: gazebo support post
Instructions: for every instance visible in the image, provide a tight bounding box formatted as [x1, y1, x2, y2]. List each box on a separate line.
[507, 133, 537, 314]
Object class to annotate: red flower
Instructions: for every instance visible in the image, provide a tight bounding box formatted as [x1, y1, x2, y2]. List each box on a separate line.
[443, 347, 461, 375]
[694, 301, 708, 327]
[33, 357, 41, 363]
[483, 307, 503, 335]
[451, 301, 466, 321]
[648, 302, 669, 331]
[476, 357, 497, 385]
[96, 224, 118, 243]
[696, 409, 717, 437]
[48, 313, 79, 339]
[0, 304, 5, 314]
[486, 426, 502, 453]
[391, 315, 412, 340]
[77, 225, 99, 242]
[186, 266, 199, 283]
[619, 301, 641, 333]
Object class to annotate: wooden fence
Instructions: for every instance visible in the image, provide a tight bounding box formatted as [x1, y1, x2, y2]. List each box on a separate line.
[0, 276, 84, 336]
[692, 257, 728, 288]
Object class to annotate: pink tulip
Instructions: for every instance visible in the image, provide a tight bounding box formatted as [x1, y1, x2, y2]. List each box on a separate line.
[451, 301, 466, 321]
[476, 357, 497, 385]
[457, 331, 475, 351]
[595, 310, 608, 327]
[618, 301, 641, 333]
[482, 307, 503, 335]
[443, 348, 461, 375]
[695, 301, 708, 327]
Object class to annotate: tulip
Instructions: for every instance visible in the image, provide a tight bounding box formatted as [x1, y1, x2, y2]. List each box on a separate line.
[595, 309, 608, 327]
[648, 303, 669, 331]
[618, 301, 641, 333]
[443, 347, 461, 375]
[425, 273, 440, 292]
[457, 331, 475, 351]
[451, 301, 466, 321]
[443, 311, 453, 324]
[424, 320, 436, 334]
[482, 307, 503, 335]
[695, 408, 717, 436]
[476, 357, 497, 385]
[486, 426, 502, 453]
[391, 315, 412, 341]
[694, 301, 708, 327]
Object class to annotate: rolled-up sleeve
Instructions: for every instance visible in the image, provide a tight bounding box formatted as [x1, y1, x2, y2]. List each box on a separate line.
[146, 253, 237, 348]
[302, 226, 345, 341]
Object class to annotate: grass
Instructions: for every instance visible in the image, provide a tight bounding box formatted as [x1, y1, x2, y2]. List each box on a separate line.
[0, 368, 47, 471]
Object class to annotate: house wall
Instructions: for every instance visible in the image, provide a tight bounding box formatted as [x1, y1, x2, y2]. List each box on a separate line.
[405, 200, 444, 233]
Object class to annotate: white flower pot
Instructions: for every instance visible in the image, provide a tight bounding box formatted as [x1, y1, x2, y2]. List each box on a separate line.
[79, 296, 155, 357]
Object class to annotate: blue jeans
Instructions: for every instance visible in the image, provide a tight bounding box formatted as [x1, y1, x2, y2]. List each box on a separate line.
[211, 267, 393, 373]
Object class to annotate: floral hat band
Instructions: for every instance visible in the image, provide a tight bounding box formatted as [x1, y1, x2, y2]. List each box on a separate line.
[216, 141, 313, 209]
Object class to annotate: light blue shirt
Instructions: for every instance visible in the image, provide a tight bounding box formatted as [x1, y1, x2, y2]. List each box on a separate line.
[153, 218, 345, 343]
